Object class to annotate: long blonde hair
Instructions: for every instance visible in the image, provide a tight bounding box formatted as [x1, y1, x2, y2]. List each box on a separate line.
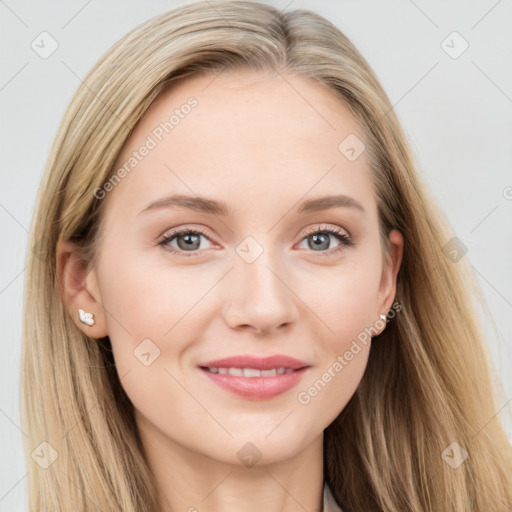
[21, 1, 512, 510]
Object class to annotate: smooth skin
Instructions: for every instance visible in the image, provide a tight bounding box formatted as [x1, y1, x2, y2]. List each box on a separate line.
[57, 69, 403, 512]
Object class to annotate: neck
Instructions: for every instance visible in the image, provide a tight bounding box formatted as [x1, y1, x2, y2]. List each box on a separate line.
[136, 413, 325, 512]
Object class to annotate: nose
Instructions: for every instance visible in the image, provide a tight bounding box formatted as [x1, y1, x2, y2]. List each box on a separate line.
[223, 248, 300, 335]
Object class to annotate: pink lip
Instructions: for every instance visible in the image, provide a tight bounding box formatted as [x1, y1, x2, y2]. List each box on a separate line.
[198, 355, 310, 400]
[199, 354, 309, 370]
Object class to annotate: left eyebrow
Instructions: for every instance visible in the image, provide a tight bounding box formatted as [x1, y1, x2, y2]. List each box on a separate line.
[297, 194, 365, 214]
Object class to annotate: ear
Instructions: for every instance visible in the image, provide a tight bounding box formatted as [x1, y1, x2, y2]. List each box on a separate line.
[56, 238, 108, 339]
[375, 229, 404, 332]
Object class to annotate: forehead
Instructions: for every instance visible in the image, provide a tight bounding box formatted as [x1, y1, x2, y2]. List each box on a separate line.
[103, 70, 376, 221]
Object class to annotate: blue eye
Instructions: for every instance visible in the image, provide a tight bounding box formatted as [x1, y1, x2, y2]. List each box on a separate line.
[158, 224, 354, 257]
[297, 225, 354, 257]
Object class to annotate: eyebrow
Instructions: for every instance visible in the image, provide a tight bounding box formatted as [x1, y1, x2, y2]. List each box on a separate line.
[137, 193, 365, 216]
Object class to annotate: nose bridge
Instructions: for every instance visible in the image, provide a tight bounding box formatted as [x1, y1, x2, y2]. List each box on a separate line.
[237, 235, 290, 303]
[225, 233, 298, 332]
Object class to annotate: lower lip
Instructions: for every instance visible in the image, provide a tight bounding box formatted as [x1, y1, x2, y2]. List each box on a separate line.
[198, 367, 309, 400]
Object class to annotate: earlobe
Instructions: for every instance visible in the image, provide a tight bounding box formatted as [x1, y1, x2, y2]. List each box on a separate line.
[56, 238, 108, 338]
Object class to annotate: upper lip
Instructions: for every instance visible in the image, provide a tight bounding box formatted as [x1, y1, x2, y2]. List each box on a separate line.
[198, 355, 310, 370]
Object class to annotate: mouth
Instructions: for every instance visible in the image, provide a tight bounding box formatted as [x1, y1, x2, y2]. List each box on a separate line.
[201, 366, 298, 377]
[197, 355, 310, 400]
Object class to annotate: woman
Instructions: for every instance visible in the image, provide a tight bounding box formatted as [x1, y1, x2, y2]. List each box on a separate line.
[21, 1, 512, 510]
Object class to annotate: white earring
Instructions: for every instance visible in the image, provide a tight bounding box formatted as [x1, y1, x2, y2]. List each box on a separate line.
[78, 309, 95, 326]
[379, 314, 386, 321]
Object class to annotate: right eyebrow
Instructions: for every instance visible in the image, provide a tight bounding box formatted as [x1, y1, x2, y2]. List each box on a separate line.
[137, 194, 230, 216]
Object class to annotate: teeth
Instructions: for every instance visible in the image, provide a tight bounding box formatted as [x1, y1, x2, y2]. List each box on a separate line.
[206, 367, 295, 377]
[243, 368, 261, 377]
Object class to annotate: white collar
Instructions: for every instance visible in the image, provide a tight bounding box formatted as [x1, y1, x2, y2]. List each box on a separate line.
[323, 482, 343, 512]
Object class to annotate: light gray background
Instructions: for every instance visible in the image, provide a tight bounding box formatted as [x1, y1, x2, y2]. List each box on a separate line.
[1, 1, 511, 509]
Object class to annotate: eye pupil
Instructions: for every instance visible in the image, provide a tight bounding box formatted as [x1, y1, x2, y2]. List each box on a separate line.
[309, 233, 329, 250]
[178, 233, 201, 250]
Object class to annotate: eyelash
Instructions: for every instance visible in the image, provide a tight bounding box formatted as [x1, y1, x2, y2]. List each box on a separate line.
[157, 224, 354, 258]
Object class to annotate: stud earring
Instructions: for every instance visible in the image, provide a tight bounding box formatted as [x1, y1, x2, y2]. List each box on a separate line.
[379, 314, 386, 321]
[78, 309, 95, 326]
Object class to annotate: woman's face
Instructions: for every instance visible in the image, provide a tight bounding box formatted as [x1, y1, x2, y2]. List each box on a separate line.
[77, 70, 402, 465]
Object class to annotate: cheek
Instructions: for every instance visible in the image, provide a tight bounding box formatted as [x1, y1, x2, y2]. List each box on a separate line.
[97, 249, 203, 343]
[301, 260, 380, 345]
[292, 258, 379, 413]
[96, 252, 213, 390]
